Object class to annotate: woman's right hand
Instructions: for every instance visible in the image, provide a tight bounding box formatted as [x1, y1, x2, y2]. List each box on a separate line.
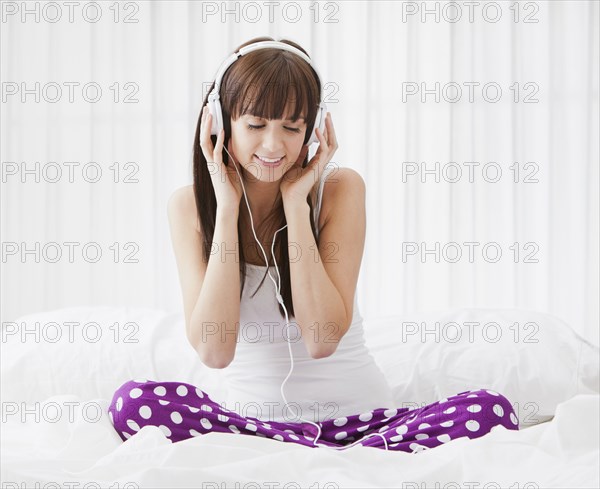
[200, 105, 244, 209]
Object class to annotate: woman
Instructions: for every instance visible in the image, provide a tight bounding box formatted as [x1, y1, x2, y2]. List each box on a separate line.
[108, 36, 519, 453]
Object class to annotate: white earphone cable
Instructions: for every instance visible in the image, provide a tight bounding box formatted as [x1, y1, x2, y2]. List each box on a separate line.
[218, 144, 395, 452]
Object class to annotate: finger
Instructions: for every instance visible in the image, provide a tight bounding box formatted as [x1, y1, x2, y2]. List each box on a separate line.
[299, 144, 309, 163]
[200, 119, 213, 157]
[316, 127, 328, 151]
[325, 113, 338, 150]
[214, 127, 224, 160]
[200, 107, 215, 161]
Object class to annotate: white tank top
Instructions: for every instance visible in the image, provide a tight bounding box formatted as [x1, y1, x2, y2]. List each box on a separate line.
[221, 163, 395, 423]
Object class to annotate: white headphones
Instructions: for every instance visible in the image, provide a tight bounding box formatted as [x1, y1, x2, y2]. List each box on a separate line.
[206, 40, 327, 147]
[206, 41, 392, 452]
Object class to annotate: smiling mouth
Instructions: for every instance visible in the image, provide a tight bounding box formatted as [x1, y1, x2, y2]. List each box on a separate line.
[254, 155, 285, 165]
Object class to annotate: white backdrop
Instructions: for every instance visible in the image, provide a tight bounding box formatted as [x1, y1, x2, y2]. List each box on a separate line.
[1, 0, 598, 346]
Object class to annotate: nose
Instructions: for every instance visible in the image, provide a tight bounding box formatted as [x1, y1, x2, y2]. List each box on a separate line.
[260, 126, 284, 155]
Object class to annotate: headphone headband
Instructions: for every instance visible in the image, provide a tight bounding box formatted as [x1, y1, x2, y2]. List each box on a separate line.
[206, 40, 327, 146]
[210, 40, 321, 94]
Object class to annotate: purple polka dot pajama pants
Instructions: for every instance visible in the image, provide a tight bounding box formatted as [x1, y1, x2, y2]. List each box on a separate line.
[108, 379, 519, 453]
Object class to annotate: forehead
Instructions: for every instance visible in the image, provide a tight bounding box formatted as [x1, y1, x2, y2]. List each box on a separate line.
[241, 100, 307, 122]
[244, 113, 306, 122]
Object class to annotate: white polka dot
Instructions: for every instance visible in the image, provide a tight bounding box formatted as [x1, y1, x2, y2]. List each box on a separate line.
[129, 388, 143, 399]
[493, 404, 504, 417]
[284, 429, 295, 434]
[139, 405, 152, 419]
[357, 424, 370, 432]
[188, 406, 200, 413]
[486, 390, 499, 396]
[245, 423, 257, 432]
[158, 400, 170, 406]
[201, 418, 212, 430]
[437, 434, 451, 443]
[467, 404, 482, 413]
[390, 442, 400, 447]
[170, 412, 183, 424]
[229, 425, 240, 434]
[201, 405, 213, 412]
[359, 412, 373, 422]
[510, 412, 518, 425]
[467, 394, 478, 398]
[116, 397, 123, 411]
[153, 386, 166, 396]
[176, 385, 188, 396]
[195, 388, 205, 398]
[443, 407, 456, 414]
[108, 411, 114, 424]
[159, 425, 172, 437]
[334, 417, 348, 427]
[383, 408, 398, 418]
[189, 429, 202, 437]
[407, 416, 418, 423]
[396, 425, 408, 435]
[218, 414, 229, 422]
[335, 431, 348, 440]
[273, 434, 284, 441]
[133, 378, 148, 383]
[409, 442, 427, 452]
[126, 419, 140, 431]
[123, 432, 132, 439]
[263, 423, 272, 429]
[289, 434, 299, 440]
[440, 420, 454, 428]
[378, 425, 390, 433]
[438, 398, 449, 404]
[390, 434, 403, 442]
[415, 433, 429, 440]
[466, 420, 480, 432]
[418, 423, 431, 430]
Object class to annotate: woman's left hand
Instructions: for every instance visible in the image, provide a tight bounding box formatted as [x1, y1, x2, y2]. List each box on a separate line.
[280, 112, 338, 208]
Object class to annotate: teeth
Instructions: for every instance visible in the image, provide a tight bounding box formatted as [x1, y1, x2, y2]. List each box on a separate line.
[256, 155, 283, 163]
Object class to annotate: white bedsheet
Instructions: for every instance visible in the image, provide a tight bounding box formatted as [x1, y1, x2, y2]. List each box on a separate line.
[1, 394, 598, 488]
[2, 306, 599, 488]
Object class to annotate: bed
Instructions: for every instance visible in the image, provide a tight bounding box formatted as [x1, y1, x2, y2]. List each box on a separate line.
[2, 306, 598, 488]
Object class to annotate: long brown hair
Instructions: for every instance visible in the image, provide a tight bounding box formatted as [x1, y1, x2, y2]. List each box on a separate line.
[192, 36, 322, 319]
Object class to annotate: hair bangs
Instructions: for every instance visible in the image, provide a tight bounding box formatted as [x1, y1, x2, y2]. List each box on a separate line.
[221, 49, 320, 142]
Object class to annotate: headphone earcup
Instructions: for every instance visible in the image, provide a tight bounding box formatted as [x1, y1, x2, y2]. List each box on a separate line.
[207, 93, 223, 137]
[307, 102, 327, 146]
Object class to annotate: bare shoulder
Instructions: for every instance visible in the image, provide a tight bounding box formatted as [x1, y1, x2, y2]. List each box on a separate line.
[319, 167, 366, 228]
[167, 184, 200, 233]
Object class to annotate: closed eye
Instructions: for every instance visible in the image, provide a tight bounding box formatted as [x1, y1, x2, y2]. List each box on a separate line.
[247, 124, 302, 133]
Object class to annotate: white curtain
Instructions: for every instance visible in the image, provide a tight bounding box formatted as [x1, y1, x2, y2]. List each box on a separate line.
[2, 1, 598, 346]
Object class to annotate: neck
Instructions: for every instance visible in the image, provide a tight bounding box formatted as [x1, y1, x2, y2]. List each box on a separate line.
[238, 178, 282, 223]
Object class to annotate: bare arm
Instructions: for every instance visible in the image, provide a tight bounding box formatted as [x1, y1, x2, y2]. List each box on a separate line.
[167, 185, 240, 369]
[284, 202, 348, 359]
[283, 169, 366, 359]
